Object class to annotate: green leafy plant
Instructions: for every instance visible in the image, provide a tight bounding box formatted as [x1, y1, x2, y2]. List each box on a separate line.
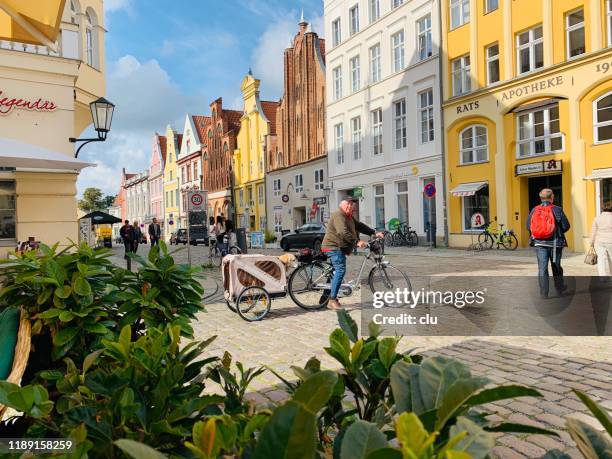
[264, 230, 277, 244]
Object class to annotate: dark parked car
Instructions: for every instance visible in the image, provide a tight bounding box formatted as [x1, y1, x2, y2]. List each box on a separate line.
[169, 228, 208, 245]
[280, 223, 326, 253]
[170, 229, 188, 245]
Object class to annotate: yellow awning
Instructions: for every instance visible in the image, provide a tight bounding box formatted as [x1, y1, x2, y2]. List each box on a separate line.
[0, 0, 66, 49]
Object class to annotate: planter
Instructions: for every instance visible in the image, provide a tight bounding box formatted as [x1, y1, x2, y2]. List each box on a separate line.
[265, 242, 279, 250]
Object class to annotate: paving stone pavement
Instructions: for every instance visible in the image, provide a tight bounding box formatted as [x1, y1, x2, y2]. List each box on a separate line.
[109, 244, 610, 458]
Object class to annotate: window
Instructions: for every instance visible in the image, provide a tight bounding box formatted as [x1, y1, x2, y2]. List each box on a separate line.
[374, 185, 385, 230]
[608, 0, 612, 46]
[417, 15, 433, 61]
[419, 89, 434, 143]
[332, 18, 341, 46]
[239, 189, 244, 207]
[566, 9, 585, 59]
[349, 5, 360, 35]
[258, 185, 264, 205]
[371, 108, 383, 155]
[392, 0, 404, 8]
[463, 185, 489, 232]
[594, 92, 612, 143]
[450, 0, 470, 29]
[370, 44, 381, 83]
[295, 174, 304, 193]
[314, 169, 324, 190]
[335, 123, 345, 164]
[460, 125, 488, 164]
[516, 26, 543, 74]
[350, 56, 360, 93]
[165, 191, 168, 206]
[182, 193, 187, 212]
[274, 209, 283, 232]
[369, 0, 380, 23]
[517, 104, 563, 157]
[0, 181, 16, 240]
[85, 11, 95, 67]
[181, 167, 186, 183]
[276, 151, 283, 168]
[452, 55, 471, 96]
[392, 30, 405, 72]
[187, 164, 192, 182]
[394, 99, 407, 149]
[333, 66, 343, 100]
[485, 0, 498, 13]
[170, 170, 172, 180]
[486, 43, 500, 85]
[69, 0, 78, 24]
[351, 116, 362, 160]
[248, 187, 254, 206]
[249, 160, 254, 175]
[396, 181, 409, 226]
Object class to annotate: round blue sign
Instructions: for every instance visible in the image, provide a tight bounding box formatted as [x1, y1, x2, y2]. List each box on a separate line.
[169, 220, 174, 226]
[424, 183, 436, 198]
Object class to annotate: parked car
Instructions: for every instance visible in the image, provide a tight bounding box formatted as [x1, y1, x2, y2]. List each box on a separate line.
[280, 223, 326, 253]
[170, 229, 188, 245]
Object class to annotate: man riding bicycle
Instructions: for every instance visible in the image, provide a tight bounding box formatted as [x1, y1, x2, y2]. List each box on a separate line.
[322, 196, 385, 310]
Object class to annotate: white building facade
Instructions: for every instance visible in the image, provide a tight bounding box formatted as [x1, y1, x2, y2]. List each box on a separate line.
[125, 172, 150, 229]
[324, 0, 444, 240]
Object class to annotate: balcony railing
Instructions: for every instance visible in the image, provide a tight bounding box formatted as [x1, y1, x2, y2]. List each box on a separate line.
[0, 28, 80, 60]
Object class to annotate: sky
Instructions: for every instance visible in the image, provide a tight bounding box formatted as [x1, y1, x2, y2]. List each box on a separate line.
[77, 0, 324, 198]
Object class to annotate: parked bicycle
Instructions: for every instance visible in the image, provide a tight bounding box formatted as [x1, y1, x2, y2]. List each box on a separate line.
[384, 221, 418, 247]
[477, 221, 518, 250]
[287, 236, 411, 309]
[209, 235, 242, 266]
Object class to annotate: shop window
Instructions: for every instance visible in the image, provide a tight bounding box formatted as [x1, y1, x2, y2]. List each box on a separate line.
[0, 181, 16, 240]
[350, 55, 360, 93]
[463, 185, 489, 232]
[486, 43, 500, 85]
[419, 89, 434, 143]
[517, 103, 563, 157]
[392, 30, 405, 72]
[516, 25, 543, 75]
[334, 123, 344, 164]
[594, 92, 612, 143]
[450, 0, 470, 29]
[273, 179, 281, 197]
[396, 181, 409, 225]
[369, 0, 380, 23]
[332, 18, 341, 46]
[371, 108, 383, 155]
[485, 0, 498, 13]
[394, 99, 407, 149]
[369, 44, 381, 83]
[460, 125, 488, 164]
[351, 116, 362, 160]
[295, 174, 304, 193]
[349, 4, 360, 35]
[566, 9, 585, 59]
[452, 55, 471, 96]
[314, 169, 324, 190]
[333, 66, 342, 101]
[417, 15, 433, 61]
[374, 184, 386, 230]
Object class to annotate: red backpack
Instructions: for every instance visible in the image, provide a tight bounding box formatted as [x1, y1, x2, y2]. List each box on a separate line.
[530, 205, 557, 239]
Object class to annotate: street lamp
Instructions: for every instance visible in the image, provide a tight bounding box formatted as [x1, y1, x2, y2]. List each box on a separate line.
[69, 97, 115, 158]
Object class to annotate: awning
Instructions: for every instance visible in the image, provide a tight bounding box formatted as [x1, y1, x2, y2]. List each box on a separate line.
[584, 168, 612, 181]
[0, 137, 95, 171]
[450, 182, 488, 197]
[80, 211, 122, 225]
[0, 0, 65, 50]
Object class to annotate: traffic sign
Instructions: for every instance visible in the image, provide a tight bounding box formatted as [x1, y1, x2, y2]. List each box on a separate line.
[281, 194, 289, 203]
[188, 191, 206, 211]
[423, 183, 436, 199]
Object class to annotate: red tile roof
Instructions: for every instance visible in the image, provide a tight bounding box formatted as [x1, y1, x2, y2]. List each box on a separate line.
[157, 134, 167, 163]
[176, 134, 183, 149]
[192, 115, 211, 144]
[261, 101, 279, 135]
[223, 109, 243, 133]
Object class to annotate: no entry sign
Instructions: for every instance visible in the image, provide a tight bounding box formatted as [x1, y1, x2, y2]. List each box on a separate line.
[188, 191, 206, 212]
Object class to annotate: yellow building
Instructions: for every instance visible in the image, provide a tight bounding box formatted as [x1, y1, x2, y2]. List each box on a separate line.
[233, 72, 278, 231]
[163, 126, 182, 240]
[442, 0, 612, 251]
[0, 0, 106, 256]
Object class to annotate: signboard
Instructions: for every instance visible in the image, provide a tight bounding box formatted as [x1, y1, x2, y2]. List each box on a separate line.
[423, 183, 436, 199]
[470, 213, 486, 228]
[0, 90, 57, 115]
[79, 218, 92, 246]
[187, 191, 207, 211]
[250, 231, 264, 248]
[352, 187, 363, 198]
[515, 159, 563, 176]
[313, 197, 327, 205]
[281, 194, 289, 203]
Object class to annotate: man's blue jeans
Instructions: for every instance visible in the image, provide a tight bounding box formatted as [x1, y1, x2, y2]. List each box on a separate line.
[535, 246, 564, 296]
[327, 250, 346, 300]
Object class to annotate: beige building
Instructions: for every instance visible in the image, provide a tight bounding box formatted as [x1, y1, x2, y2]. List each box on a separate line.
[0, 0, 106, 256]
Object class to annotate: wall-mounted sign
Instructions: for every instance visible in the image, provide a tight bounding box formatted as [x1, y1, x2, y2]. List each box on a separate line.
[0, 90, 57, 115]
[456, 101, 480, 114]
[423, 183, 436, 198]
[281, 194, 289, 203]
[501, 76, 564, 102]
[471, 213, 485, 228]
[515, 159, 563, 176]
[352, 187, 363, 198]
[313, 197, 327, 205]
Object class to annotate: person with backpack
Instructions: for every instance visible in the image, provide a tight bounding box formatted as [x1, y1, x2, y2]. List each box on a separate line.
[526, 188, 571, 298]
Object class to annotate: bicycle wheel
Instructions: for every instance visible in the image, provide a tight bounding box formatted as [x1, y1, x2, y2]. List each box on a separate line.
[477, 231, 493, 249]
[368, 264, 412, 306]
[392, 231, 406, 246]
[236, 286, 270, 321]
[502, 233, 519, 251]
[288, 262, 332, 310]
[225, 298, 237, 312]
[384, 232, 394, 248]
[210, 246, 223, 267]
[407, 231, 418, 247]
[229, 246, 242, 255]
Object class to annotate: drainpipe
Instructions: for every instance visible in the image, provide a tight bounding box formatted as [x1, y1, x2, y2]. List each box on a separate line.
[437, 0, 450, 247]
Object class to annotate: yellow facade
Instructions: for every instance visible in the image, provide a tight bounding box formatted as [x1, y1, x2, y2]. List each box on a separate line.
[442, 0, 612, 251]
[163, 126, 181, 239]
[233, 73, 272, 231]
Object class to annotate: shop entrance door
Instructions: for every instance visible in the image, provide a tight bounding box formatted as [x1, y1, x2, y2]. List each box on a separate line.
[528, 174, 562, 210]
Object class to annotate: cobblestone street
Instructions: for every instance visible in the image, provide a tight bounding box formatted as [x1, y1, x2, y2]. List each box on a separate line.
[111, 244, 611, 458]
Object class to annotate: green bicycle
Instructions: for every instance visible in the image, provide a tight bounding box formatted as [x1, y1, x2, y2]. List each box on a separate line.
[478, 221, 518, 250]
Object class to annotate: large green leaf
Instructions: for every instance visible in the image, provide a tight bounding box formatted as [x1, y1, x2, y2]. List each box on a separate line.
[573, 389, 612, 437]
[328, 328, 351, 366]
[435, 377, 489, 431]
[566, 417, 612, 459]
[464, 385, 542, 408]
[54, 327, 79, 346]
[390, 360, 421, 414]
[292, 370, 338, 413]
[395, 412, 437, 458]
[337, 309, 358, 343]
[448, 417, 495, 459]
[377, 337, 398, 371]
[114, 439, 168, 459]
[340, 420, 388, 459]
[484, 423, 559, 436]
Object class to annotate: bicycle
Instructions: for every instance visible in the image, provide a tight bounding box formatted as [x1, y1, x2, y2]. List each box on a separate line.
[391, 221, 418, 247]
[209, 234, 242, 267]
[287, 237, 412, 310]
[477, 221, 518, 250]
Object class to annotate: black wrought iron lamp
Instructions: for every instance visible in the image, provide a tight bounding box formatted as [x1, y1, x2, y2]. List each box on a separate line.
[69, 97, 115, 158]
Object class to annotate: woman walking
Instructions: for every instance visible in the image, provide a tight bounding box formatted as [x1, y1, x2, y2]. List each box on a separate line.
[590, 202, 612, 276]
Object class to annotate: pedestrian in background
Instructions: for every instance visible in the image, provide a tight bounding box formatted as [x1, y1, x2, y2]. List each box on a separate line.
[590, 201, 612, 276]
[148, 217, 162, 247]
[119, 220, 133, 259]
[215, 215, 226, 244]
[526, 188, 571, 298]
[132, 221, 142, 253]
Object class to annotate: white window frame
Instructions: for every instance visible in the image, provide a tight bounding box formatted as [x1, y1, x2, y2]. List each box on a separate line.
[516, 104, 564, 158]
[460, 125, 489, 164]
[396, 181, 409, 225]
[332, 18, 342, 46]
[373, 184, 386, 230]
[314, 168, 324, 190]
[351, 116, 362, 160]
[450, 0, 470, 30]
[607, 0, 612, 47]
[370, 43, 381, 83]
[369, 0, 380, 23]
[566, 8, 585, 59]
[258, 185, 264, 205]
[274, 209, 283, 232]
[392, 0, 404, 8]
[486, 43, 500, 85]
[392, 30, 405, 72]
[239, 189, 244, 207]
[394, 99, 407, 149]
[335, 123, 345, 164]
[333, 66, 343, 101]
[485, 0, 498, 13]
[452, 55, 471, 96]
[85, 12, 94, 67]
[516, 25, 543, 75]
[295, 174, 304, 193]
[593, 91, 612, 144]
[418, 89, 434, 144]
[417, 15, 433, 61]
[273, 179, 281, 197]
[349, 4, 360, 36]
[371, 108, 383, 155]
[350, 55, 361, 93]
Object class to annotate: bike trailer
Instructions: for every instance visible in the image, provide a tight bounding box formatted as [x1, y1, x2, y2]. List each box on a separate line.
[222, 254, 287, 302]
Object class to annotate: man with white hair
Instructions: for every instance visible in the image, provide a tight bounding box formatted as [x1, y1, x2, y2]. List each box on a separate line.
[321, 196, 385, 309]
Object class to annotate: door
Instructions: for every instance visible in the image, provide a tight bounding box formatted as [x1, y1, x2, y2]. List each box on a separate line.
[528, 174, 562, 210]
